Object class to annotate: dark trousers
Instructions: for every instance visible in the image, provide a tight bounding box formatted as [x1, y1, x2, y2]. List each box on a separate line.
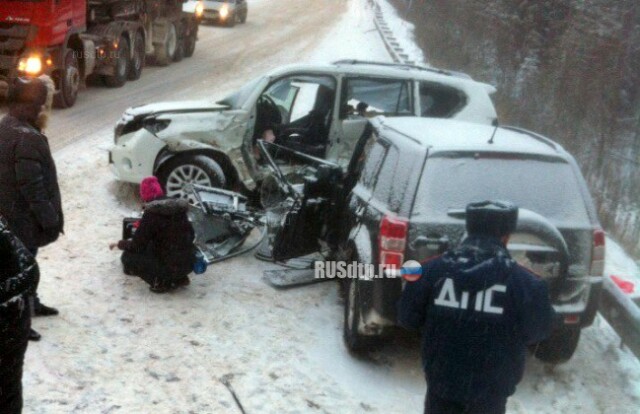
[121, 250, 187, 289]
[27, 247, 41, 313]
[425, 389, 507, 414]
[0, 308, 30, 414]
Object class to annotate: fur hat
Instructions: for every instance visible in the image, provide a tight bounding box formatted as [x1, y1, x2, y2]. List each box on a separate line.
[9, 76, 52, 108]
[140, 176, 165, 202]
[466, 200, 518, 238]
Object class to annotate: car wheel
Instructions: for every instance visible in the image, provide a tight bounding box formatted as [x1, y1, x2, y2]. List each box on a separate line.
[128, 32, 145, 81]
[104, 36, 129, 88]
[53, 49, 80, 108]
[343, 277, 371, 354]
[158, 155, 226, 204]
[154, 22, 178, 66]
[533, 326, 581, 364]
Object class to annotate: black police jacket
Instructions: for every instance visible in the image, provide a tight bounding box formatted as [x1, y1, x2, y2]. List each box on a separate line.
[398, 235, 555, 402]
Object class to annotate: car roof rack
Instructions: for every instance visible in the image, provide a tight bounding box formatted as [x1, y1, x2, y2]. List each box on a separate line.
[332, 60, 472, 80]
[500, 125, 561, 151]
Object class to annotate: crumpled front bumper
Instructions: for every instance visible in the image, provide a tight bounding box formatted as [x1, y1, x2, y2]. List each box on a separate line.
[109, 129, 165, 184]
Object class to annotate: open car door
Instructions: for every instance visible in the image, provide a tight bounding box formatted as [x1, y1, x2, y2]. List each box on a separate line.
[257, 140, 343, 261]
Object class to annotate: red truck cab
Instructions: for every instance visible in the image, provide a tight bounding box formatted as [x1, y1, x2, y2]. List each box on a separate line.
[0, 1, 86, 76]
[1, 0, 200, 108]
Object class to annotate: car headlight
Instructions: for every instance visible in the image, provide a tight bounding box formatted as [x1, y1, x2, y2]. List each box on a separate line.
[220, 4, 229, 18]
[18, 55, 43, 75]
[143, 118, 171, 135]
[195, 1, 204, 17]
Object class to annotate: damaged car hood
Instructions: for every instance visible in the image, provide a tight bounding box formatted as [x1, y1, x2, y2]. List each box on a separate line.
[125, 100, 229, 118]
[154, 108, 249, 153]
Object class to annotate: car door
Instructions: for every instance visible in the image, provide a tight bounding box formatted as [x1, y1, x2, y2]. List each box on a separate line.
[269, 125, 379, 261]
[251, 74, 338, 177]
[329, 76, 413, 168]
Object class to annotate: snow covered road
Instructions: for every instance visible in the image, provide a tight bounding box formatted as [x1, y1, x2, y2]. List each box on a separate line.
[19, 0, 640, 413]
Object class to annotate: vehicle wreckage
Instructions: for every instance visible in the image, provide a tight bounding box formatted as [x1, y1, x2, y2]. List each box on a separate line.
[173, 118, 640, 362]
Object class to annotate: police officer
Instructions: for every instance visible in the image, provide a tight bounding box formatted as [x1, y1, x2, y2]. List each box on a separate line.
[398, 200, 555, 414]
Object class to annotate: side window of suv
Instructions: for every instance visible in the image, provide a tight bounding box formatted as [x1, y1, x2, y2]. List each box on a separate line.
[419, 82, 468, 118]
[373, 144, 400, 211]
[359, 140, 387, 190]
[341, 77, 413, 119]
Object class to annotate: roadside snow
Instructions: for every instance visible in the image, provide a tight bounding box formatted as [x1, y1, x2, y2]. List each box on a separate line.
[375, 0, 427, 65]
[21, 0, 640, 413]
[307, 0, 390, 64]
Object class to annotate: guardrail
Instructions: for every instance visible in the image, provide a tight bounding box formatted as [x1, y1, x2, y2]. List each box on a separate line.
[369, 0, 416, 65]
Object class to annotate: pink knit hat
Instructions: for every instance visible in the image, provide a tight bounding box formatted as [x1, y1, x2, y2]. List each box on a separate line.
[140, 176, 164, 202]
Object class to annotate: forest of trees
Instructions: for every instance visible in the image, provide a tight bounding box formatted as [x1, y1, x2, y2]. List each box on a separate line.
[392, 0, 640, 256]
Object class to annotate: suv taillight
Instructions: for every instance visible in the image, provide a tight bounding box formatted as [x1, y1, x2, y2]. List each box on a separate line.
[591, 228, 605, 276]
[379, 215, 408, 269]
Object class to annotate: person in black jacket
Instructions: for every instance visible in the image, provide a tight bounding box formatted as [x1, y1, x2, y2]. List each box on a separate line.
[110, 176, 195, 293]
[0, 76, 62, 341]
[398, 201, 555, 414]
[0, 215, 39, 413]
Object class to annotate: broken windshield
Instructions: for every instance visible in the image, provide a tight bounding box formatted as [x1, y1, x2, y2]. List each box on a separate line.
[412, 153, 591, 226]
[217, 76, 264, 109]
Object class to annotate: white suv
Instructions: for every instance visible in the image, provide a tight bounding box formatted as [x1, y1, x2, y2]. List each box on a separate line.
[109, 60, 497, 200]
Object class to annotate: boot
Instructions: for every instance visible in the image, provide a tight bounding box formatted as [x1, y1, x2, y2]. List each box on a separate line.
[174, 276, 190, 288]
[34, 303, 59, 317]
[149, 284, 171, 294]
[29, 329, 41, 342]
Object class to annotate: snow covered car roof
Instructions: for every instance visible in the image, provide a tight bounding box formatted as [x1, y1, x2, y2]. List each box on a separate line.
[372, 117, 567, 158]
[265, 61, 497, 95]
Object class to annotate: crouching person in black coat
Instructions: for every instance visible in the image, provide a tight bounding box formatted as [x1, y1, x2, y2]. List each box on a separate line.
[0, 216, 39, 413]
[398, 201, 555, 414]
[110, 177, 195, 293]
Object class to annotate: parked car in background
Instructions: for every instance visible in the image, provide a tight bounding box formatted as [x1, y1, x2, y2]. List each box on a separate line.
[109, 61, 497, 201]
[266, 116, 604, 364]
[201, 0, 248, 27]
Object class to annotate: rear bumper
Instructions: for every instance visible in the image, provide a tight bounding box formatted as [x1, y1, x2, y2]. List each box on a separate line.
[357, 275, 603, 335]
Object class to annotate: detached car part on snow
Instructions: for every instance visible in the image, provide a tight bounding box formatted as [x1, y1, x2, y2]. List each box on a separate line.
[123, 185, 264, 265]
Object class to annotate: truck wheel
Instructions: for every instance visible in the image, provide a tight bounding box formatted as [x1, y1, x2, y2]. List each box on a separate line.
[128, 32, 145, 81]
[344, 278, 373, 354]
[533, 326, 581, 364]
[154, 23, 178, 66]
[53, 50, 80, 108]
[173, 32, 184, 63]
[158, 155, 226, 203]
[184, 33, 197, 58]
[104, 37, 129, 88]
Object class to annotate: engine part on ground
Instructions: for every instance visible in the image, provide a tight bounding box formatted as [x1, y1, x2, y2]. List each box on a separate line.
[188, 184, 265, 265]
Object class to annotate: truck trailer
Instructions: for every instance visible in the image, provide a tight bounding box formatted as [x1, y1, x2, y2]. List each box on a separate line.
[0, 0, 203, 108]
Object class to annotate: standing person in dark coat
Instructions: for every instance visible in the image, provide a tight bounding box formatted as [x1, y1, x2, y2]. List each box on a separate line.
[110, 176, 195, 293]
[0, 215, 39, 413]
[398, 201, 555, 414]
[0, 76, 61, 341]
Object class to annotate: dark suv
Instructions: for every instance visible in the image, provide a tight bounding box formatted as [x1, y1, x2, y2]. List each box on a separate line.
[267, 116, 604, 364]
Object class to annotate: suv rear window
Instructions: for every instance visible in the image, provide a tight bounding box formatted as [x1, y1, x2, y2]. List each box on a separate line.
[412, 153, 591, 225]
